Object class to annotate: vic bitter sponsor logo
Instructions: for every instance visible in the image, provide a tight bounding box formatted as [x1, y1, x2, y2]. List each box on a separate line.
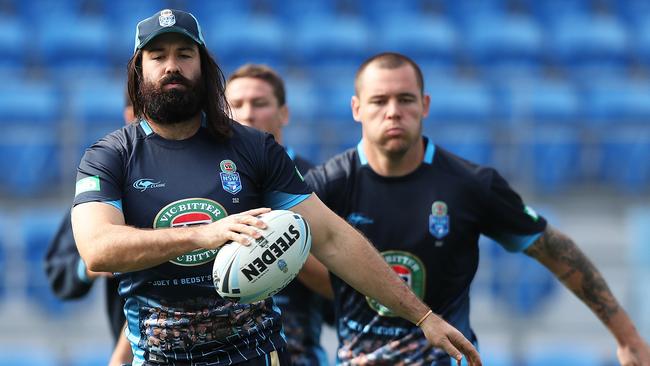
[241, 224, 300, 281]
[133, 178, 166, 192]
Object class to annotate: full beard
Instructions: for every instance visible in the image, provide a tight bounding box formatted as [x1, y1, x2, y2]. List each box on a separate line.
[139, 74, 205, 125]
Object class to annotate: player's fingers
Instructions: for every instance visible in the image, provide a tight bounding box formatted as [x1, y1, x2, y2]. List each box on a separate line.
[229, 232, 254, 246]
[437, 338, 463, 365]
[229, 223, 262, 240]
[451, 335, 481, 366]
[240, 207, 271, 218]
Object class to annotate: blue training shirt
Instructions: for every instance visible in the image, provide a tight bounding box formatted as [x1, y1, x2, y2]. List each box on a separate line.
[305, 137, 547, 366]
[73, 120, 311, 365]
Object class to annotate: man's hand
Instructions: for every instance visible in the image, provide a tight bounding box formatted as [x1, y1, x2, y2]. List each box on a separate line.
[617, 339, 650, 366]
[420, 312, 482, 366]
[192, 207, 271, 249]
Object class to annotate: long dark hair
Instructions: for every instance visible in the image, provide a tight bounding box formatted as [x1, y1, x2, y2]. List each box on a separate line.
[127, 45, 232, 141]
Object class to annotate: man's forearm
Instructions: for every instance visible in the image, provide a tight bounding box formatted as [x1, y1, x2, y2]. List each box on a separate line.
[72, 203, 200, 273]
[524, 226, 637, 342]
[311, 213, 429, 324]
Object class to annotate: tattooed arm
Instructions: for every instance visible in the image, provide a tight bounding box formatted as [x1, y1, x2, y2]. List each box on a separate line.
[524, 225, 650, 366]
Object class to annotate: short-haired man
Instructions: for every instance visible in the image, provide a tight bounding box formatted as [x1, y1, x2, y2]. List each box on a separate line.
[226, 63, 333, 366]
[304, 52, 650, 365]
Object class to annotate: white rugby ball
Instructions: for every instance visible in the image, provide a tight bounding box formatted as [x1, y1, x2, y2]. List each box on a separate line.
[212, 210, 311, 304]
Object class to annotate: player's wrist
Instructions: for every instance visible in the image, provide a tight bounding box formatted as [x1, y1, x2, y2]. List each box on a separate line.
[415, 309, 434, 327]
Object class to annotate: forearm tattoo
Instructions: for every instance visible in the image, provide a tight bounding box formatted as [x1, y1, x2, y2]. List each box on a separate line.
[525, 228, 619, 324]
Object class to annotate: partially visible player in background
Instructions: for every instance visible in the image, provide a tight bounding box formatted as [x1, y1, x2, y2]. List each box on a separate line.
[45, 92, 136, 365]
[304, 52, 650, 365]
[225, 63, 333, 366]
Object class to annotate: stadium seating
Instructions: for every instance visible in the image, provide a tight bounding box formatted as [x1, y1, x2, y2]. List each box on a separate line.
[0, 18, 28, 71]
[205, 15, 285, 75]
[19, 209, 73, 314]
[36, 17, 112, 78]
[290, 15, 371, 75]
[68, 76, 127, 153]
[583, 78, 650, 191]
[379, 15, 459, 73]
[463, 14, 545, 77]
[484, 237, 557, 316]
[547, 15, 630, 77]
[627, 207, 650, 341]
[0, 348, 58, 366]
[525, 345, 606, 366]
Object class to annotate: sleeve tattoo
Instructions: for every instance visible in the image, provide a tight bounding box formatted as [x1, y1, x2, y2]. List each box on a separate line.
[524, 227, 620, 324]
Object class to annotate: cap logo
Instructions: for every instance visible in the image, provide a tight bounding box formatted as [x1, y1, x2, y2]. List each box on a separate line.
[159, 9, 176, 27]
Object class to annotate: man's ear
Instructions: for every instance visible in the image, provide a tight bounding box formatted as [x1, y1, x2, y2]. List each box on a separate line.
[351, 96, 361, 123]
[279, 105, 289, 127]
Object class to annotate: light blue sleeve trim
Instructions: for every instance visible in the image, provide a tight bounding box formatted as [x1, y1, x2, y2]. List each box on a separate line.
[489, 231, 544, 252]
[76, 258, 92, 284]
[125, 298, 146, 365]
[285, 146, 296, 161]
[423, 137, 435, 164]
[139, 120, 153, 135]
[263, 192, 311, 210]
[106, 200, 123, 211]
[356, 140, 367, 165]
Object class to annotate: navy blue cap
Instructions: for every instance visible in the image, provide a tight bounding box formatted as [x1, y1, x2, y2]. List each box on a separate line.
[134, 9, 205, 53]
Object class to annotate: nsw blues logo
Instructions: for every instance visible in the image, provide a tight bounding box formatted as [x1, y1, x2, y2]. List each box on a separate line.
[219, 159, 242, 195]
[429, 201, 449, 239]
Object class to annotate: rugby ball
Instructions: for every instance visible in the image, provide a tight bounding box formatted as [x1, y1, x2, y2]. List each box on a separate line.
[212, 210, 311, 304]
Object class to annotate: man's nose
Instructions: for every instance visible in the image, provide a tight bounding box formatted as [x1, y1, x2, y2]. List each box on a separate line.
[164, 56, 181, 74]
[385, 99, 401, 119]
[237, 104, 254, 124]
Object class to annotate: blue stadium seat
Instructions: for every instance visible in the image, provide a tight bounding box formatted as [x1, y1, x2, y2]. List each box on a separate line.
[499, 78, 581, 124]
[0, 80, 61, 124]
[483, 231, 557, 316]
[184, 0, 253, 24]
[528, 0, 594, 24]
[424, 75, 494, 165]
[206, 15, 285, 75]
[356, 0, 422, 22]
[69, 346, 113, 366]
[0, 18, 28, 70]
[614, 0, 650, 24]
[598, 126, 650, 193]
[526, 345, 605, 366]
[284, 76, 319, 124]
[379, 15, 458, 72]
[501, 81, 583, 193]
[317, 122, 362, 163]
[464, 15, 544, 77]
[19, 209, 77, 314]
[632, 20, 650, 70]
[36, 17, 112, 76]
[425, 76, 494, 123]
[0, 216, 6, 302]
[521, 125, 582, 193]
[0, 129, 61, 197]
[290, 16, 371, 75]
[627, 207, 650, 340]
[315, 71, 357, 122]
[585, 75, 650, 193]
[0, 348, 58, 366]
[548, 15, 630, 77]
[268, 0, 336, 22]
[441, 0, 508, 24]
[583, 78, 650, 123]
[69, 77, 126, 152]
